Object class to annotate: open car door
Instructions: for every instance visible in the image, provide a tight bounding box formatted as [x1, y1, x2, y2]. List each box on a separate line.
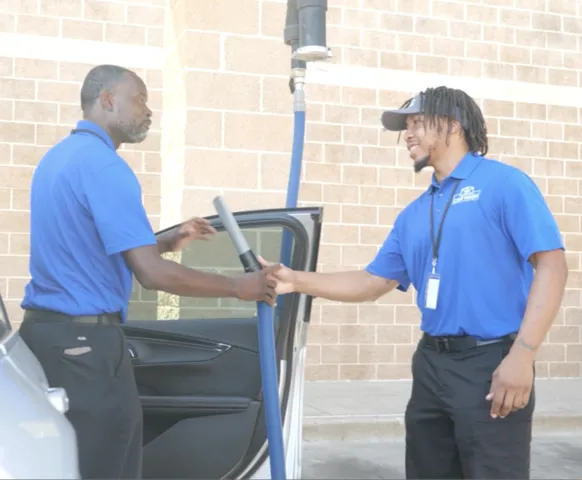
[123, 206, 322, 479]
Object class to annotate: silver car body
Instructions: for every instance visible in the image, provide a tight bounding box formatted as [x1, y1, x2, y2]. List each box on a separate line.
[0, 298, 80, 480]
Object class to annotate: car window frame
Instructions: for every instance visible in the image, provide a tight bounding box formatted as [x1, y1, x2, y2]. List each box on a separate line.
[0, 293, 12, 342]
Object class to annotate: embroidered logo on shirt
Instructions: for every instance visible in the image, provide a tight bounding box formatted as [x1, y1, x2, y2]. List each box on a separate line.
[452, 186, 481, 205]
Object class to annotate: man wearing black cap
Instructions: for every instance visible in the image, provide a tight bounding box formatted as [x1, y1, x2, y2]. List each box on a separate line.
[261, 86, 568, 478]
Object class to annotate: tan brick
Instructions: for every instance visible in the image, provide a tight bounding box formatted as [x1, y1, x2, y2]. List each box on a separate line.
[35, 124, 70, 146]
[432, 0, 465, 20]
[531, 122, 563, 141]
[432, 38, 464, 58]
[15, 100, 58, 124]
[549, 142, 578, 160]
[37, 81, 79, 104]
[516, 29, 546, 49]
[305, 163, 341, 183]
[0, 188, 10, 209]
[178, 31, 220, 69]
[483, 62, 515, 81]
[126, 5, 163, 25]
[340, 324, 375, 344]
[0, 100, 12, 121]
[61, 19, 103, 41]
[344, 126, 378, 146]
[547, 32, 577, 52]
[377, 325, 412, 344]
[397, 0, 430, 15]
[483, 25, 515, 44]
[0, 13, 16, 31]
[343, 8, 378, 29]
[563, 17, 582, 35]
[16, 14, 58, 35]
[341, 205, 377, 225]
[322, 345, 358, 364]
[225, 37, 287, 75]
[343, 48, 379, 68]
[449, 59, 483, 78]
[85, 1, 126, 22]
[147, 27, 162, 47]
[467, 4, 498, 24]
[185, 71, 260, 111]
[467, 42, 498, 62]
[549, 363, 581, 378]
[183, 149, 258, 189]
[323, 184, 358, 203]
[0, 78, 35, 100]
[40, 0, 82, 17]
[532, 13, 562, 32]
[500, 45, 531, 65]
[500, 8, 531, 28]
[379, 13, 413, 31]
[0, 121, 35, 144]
[414, 17, 448, 37]
[416, 55, 448, 75]
[305, 365, 339, 381]
[182, 0, 259, 34]
[361, 0, 397, 9]
[105, 23, 145, 44]
[1, 0, 37, 14]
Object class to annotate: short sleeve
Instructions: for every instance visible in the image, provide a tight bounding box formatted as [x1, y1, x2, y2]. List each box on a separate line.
[500, 169, 564, 262]
[84, 159, 157, 256]
[365, 214, 411, 292]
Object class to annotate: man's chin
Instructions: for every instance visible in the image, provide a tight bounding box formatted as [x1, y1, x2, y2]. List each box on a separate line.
[412, 155, 430, 173]
[125, 131, 148, 144]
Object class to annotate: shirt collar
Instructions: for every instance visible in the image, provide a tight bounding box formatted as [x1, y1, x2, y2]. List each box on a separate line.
[74, 120, 116, 150]
[430, 152, 484, 191]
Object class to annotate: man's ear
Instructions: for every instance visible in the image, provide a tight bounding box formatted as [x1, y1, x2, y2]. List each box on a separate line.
[100, 89, 115, 112]
[450, 119, 463, 135]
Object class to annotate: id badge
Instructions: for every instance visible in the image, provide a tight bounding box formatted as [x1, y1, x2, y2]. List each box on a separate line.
[425, 273, 440, 310]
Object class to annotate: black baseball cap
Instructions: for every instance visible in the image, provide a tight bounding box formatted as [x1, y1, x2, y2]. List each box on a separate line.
[381, 93, 424, 132]
[381, 89, 468, 132]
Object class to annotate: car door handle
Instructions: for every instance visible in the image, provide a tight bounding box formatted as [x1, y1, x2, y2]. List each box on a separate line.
[46, 387, 69, 414]
[128, 345, 137, 359]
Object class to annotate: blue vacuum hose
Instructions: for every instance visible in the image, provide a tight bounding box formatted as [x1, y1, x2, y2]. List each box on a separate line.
[213, 196, 287, 480]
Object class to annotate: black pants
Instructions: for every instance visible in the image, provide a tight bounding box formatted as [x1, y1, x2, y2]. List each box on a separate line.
[405, 335, 535, 479]
[19, 310, 143, 479]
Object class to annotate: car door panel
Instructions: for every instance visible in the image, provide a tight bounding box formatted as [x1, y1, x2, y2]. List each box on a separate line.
[123, 207, 322, 479]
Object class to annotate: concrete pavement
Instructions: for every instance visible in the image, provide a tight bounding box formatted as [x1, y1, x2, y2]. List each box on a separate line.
[303, 378, 582, 441]
[302, 434, 582, 479]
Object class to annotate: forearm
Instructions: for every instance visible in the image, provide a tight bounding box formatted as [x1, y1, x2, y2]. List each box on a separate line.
[512, 252, 568, 357]
[293, 270, 397, 302]
[156, 232, 173, 254]
[147, 258, 237, 298]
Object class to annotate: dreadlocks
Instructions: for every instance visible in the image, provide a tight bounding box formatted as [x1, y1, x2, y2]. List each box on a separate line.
[399, 86, 488, 156]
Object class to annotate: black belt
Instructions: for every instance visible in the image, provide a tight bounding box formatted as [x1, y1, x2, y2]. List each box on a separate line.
[24, 309, 122, 326]
[420, 332, 516, 353]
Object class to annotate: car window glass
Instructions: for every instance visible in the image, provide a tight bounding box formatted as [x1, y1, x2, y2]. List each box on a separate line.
[127, 224, 295, 321]
[0, 294, 10, 339]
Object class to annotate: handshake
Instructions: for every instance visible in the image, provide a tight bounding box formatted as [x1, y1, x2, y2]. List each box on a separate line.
[231, 256, 296, 306]
[172, 216, 298, 306]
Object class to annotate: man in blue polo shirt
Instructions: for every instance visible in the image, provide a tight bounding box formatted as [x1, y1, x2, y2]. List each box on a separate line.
[18, 64, 280, 479]
[261, 86, 568, 478]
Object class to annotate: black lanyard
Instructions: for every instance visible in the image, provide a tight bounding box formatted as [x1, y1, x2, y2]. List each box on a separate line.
[70, 128, 113, 150]
[429, 179, 461, 274]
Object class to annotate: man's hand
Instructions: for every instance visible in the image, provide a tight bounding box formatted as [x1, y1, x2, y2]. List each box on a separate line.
[232, 263, 282, 306]
[486, 347, 535, 419]
[257, 256, 296, 294]
[160, 217, 217, 253]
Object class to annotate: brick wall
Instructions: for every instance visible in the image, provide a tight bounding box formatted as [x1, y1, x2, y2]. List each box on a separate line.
[0, 0, 581, 381]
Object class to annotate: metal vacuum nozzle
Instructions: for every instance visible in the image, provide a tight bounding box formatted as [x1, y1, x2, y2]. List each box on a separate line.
[284, 0, 329, 63]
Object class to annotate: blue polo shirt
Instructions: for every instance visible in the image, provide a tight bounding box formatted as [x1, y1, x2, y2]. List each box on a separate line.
[366, 152, 564, 340]
[21, 120, 157, 321]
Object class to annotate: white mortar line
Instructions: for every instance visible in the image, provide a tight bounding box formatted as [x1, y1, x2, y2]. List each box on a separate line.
[0, 33, 580, 108]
